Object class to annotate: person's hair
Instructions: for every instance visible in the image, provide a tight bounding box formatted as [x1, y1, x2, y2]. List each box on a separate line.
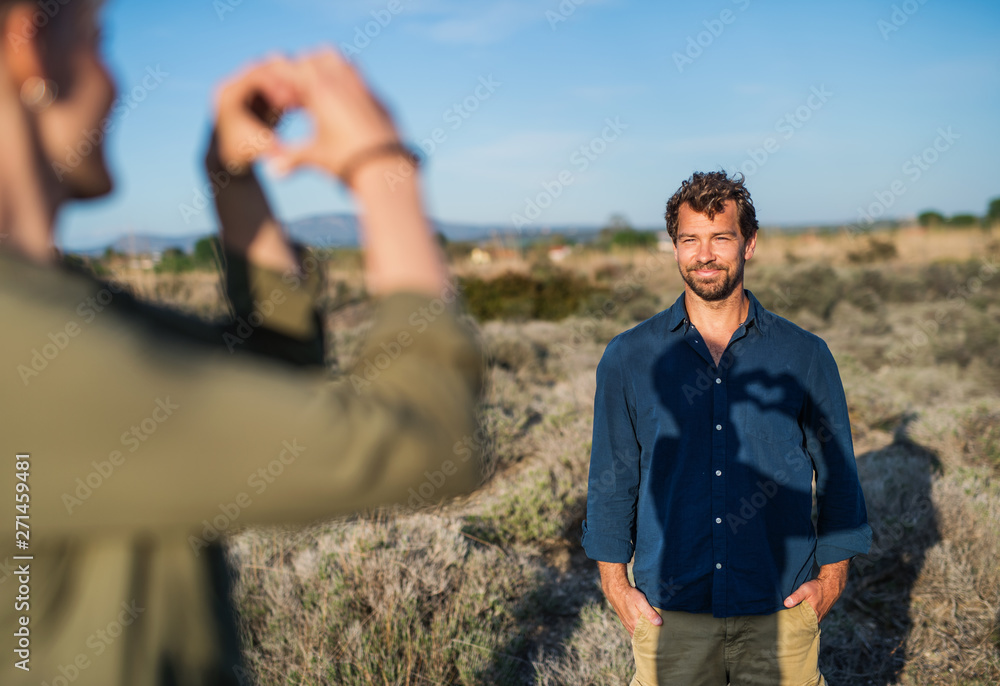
[664, 170, 758, 243]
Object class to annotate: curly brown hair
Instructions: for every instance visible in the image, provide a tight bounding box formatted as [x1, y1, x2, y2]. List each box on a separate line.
[664, 170, 758, 243]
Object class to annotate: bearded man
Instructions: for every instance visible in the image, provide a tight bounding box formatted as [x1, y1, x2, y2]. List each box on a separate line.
[582, 171, 871, 685]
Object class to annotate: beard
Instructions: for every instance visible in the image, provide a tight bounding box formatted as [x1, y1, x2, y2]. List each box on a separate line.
[681, 259, 745, 301]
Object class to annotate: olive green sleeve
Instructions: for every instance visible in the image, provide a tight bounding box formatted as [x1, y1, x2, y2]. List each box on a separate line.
[218, 245, 326, 365]
[2, 256, 483, 539]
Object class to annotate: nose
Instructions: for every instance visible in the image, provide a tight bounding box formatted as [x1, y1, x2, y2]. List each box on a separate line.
[695, 238, 715, 265]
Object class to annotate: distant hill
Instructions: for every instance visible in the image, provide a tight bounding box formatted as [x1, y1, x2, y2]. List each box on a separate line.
[73, 214, 610, 256]
[72, 214, 879, 257]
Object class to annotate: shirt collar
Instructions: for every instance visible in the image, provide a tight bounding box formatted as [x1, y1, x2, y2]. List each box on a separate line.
[666, 288, 764, 333]
[666, 293, 689, 332]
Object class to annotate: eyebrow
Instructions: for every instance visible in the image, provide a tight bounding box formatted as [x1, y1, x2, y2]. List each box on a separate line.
[676, 230, 738, 238]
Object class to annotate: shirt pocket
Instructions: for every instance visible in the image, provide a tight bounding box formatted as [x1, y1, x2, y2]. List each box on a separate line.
[739, 380, 804, 445]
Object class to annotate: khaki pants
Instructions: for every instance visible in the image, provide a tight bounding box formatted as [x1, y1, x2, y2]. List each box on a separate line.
[630, 603, 825, 686]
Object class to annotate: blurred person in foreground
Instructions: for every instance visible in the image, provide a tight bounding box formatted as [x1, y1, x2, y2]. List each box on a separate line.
[0, 1, 483, 684]
[583, 171, 871, 685]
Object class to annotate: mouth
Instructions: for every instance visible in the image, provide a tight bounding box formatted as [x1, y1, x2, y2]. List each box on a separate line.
[690, 266, 725, 278]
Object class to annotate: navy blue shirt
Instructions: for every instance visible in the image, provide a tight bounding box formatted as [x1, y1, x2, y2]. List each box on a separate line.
[582, 290, 871, 617]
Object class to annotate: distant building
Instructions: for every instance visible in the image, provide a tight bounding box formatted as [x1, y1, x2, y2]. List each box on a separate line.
[657, 231, 673, 252]
[469, 248, 492, 265]
[547, 245, 572, 262]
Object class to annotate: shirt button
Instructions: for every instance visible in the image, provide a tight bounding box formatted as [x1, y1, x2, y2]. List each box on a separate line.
[715, 517, 722, 524]
[715, 424, 722, 431]
[715, 378, 722, 384]
[716, 563, 723, 569]
[715, 470, 722, 476]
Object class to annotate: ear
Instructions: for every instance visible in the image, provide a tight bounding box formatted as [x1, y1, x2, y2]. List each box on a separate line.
[743, 231, 757, 261]
[1, 4, 47, 88]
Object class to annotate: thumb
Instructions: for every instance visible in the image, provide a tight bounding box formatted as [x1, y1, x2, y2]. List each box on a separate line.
[265, 142, 316, 178]
[783, 587, 804, 608]
[635, 595, 663, 626]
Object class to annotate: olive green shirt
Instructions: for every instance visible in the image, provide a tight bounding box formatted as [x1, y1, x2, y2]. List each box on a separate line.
[0, 247, 483, 685]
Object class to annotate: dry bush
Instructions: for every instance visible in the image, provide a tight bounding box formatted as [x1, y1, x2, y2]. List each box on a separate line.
[229, 514, 543, 685]
[118, 226, 1000, 685]
[956, 406, 1000, 472]
[533, 602, 634, 685]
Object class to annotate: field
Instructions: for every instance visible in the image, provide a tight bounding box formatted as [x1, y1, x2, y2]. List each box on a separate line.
[117, 225, 1000, 685]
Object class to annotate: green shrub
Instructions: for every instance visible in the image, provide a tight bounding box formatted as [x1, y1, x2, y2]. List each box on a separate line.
[609, 228, 657, 249]
[847, 236, 898, 264]
[464, 464, 584, 546]
[843, 269, 887, 313]
[756, 265, 844, 321]
[460, 271, 606, 322]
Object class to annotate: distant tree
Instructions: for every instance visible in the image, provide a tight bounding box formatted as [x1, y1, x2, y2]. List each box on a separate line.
[435, 231, 449, 249]
[986, 197, 1000, 227]
[948, 214, 979, 228]
[103, 246, 122, 260]
[155, 247, 195, 273]
[61, 253, 88, 270]
[610, 228, 657, 249]
[597, 214, 656, 249]
[192, 236, 220, 265]
[917, 210, 945, 227]
[606, 213, 632, 232]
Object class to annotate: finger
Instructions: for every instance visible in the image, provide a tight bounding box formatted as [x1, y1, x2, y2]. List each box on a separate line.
[632, 591, 663, 626]
[266, 141, 316, 177]
[214, 57, 303, 133]
[783, 590, 803, 608]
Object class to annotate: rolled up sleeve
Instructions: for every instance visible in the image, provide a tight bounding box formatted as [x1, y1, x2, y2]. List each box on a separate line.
[583, 337, 641, 563]
[3, 251, 484, 535]
[803, 343, 873, 565]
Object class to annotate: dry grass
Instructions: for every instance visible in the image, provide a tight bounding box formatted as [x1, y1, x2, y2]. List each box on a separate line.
[110, 225, 999, 685]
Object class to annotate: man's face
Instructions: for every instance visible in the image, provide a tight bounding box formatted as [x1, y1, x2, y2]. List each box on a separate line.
[673, 199, 756, 302]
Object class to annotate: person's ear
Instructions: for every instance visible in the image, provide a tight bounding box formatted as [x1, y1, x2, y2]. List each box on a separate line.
[743, 231, 757, 260]
[2, 4, 47, 90]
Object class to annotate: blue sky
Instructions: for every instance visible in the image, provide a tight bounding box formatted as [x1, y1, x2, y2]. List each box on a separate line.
[59, 0, 1000, 250]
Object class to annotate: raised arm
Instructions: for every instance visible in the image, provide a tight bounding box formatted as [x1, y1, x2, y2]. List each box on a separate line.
[3, 48, 483, 537]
